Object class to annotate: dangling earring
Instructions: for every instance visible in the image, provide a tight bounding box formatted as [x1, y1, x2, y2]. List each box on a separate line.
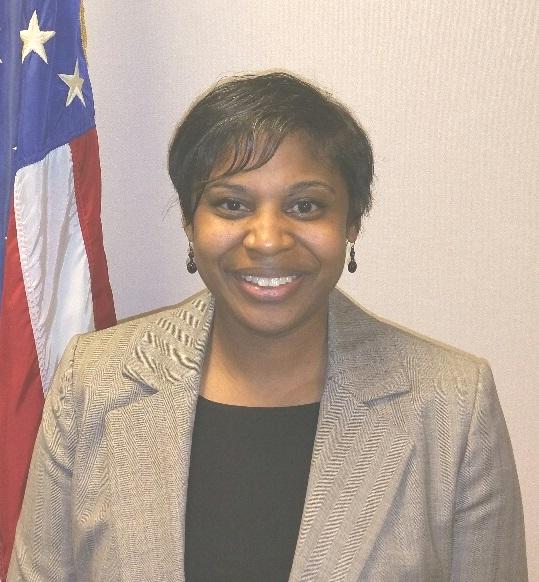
[347, 242, 357, 273]
[186, 242, 197, 274]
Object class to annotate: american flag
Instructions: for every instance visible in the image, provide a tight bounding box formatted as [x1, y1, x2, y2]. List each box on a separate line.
[0, 1, 116, 576]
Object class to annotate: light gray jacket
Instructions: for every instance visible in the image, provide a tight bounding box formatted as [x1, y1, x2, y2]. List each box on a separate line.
[8, 288, 527, 581]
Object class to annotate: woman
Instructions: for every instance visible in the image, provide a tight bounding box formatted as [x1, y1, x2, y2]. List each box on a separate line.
[9, 72, 527, 581]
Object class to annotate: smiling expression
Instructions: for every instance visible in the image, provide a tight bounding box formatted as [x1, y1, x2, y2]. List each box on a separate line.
[184, 133, 359, 338]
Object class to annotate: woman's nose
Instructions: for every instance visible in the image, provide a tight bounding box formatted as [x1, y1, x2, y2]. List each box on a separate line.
[242, 209, 294, 255]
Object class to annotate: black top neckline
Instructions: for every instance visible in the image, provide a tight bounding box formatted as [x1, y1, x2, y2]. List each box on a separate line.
[197, 394, 321, 412]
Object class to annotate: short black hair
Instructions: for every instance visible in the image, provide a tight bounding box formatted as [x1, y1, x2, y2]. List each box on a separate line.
[168, 71, 374, 227]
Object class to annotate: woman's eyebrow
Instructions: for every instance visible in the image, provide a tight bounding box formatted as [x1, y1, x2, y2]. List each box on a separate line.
[288, 181, 335, 195]
[204, 181, 249, 194]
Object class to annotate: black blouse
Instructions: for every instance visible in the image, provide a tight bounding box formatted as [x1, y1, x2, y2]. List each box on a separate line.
[185, 395, 320, 582]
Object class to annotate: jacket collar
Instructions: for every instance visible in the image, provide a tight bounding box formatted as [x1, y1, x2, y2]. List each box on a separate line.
[123, 287, 410, 403]
[122, 290, 214, 392]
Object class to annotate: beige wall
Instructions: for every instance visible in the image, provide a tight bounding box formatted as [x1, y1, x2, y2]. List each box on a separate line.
[87, 1, 538, 576]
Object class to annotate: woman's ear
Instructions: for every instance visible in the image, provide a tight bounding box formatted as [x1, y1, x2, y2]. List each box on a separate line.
[182, 217, 193, 242]
[346, 221, 360, 243]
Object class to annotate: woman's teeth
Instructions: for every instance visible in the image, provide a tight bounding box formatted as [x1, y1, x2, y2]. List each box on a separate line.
[242, 275, 297, 287]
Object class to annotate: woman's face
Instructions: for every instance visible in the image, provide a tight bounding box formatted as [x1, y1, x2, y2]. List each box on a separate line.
[185, 133, 359, 338]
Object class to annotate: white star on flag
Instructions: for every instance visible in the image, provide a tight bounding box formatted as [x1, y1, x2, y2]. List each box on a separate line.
[20, 10, 56, 64]
[58, 59, 86, 106]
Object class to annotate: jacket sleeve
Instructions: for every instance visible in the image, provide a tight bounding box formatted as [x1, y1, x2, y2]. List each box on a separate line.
[7, 336, 79, 582]
[450, 361, 527, 581]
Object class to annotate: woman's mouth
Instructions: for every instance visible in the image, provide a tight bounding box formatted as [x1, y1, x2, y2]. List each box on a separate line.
[241, 274, 298, 288]
[234, 273, 303, 300]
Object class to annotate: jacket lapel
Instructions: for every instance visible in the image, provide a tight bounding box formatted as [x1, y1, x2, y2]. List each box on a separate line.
[106, 291, 213, 581]
[289, 290, 414, 581]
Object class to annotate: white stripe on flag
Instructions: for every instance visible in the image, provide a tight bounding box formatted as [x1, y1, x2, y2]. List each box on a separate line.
[14, 143, 94, 393]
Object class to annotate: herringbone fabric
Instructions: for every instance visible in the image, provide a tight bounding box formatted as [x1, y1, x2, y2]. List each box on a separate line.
[8, 288, 527, 581]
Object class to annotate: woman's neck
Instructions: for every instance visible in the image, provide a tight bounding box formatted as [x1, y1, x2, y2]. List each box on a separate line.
[199, 309, 328, 407]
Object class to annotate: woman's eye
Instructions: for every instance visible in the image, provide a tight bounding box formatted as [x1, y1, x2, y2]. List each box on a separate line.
[290, 200, 321, 216]
[217, 199, 247, 213]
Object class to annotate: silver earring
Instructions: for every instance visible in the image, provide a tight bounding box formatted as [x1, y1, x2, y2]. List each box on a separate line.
[347, 243, 357, 273]
[186, 242, 197, 274]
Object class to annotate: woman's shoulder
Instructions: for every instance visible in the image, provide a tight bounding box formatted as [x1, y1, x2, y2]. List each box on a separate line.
[330, 287, 489, 389]
[75, 288, 212, 356]
[330, 288, 498, 441]
[64, 289, 213, 402]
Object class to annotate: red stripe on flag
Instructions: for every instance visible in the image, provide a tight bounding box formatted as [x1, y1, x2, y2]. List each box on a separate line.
[0, 204, 44, 578]
[70, 128, 116, 330]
